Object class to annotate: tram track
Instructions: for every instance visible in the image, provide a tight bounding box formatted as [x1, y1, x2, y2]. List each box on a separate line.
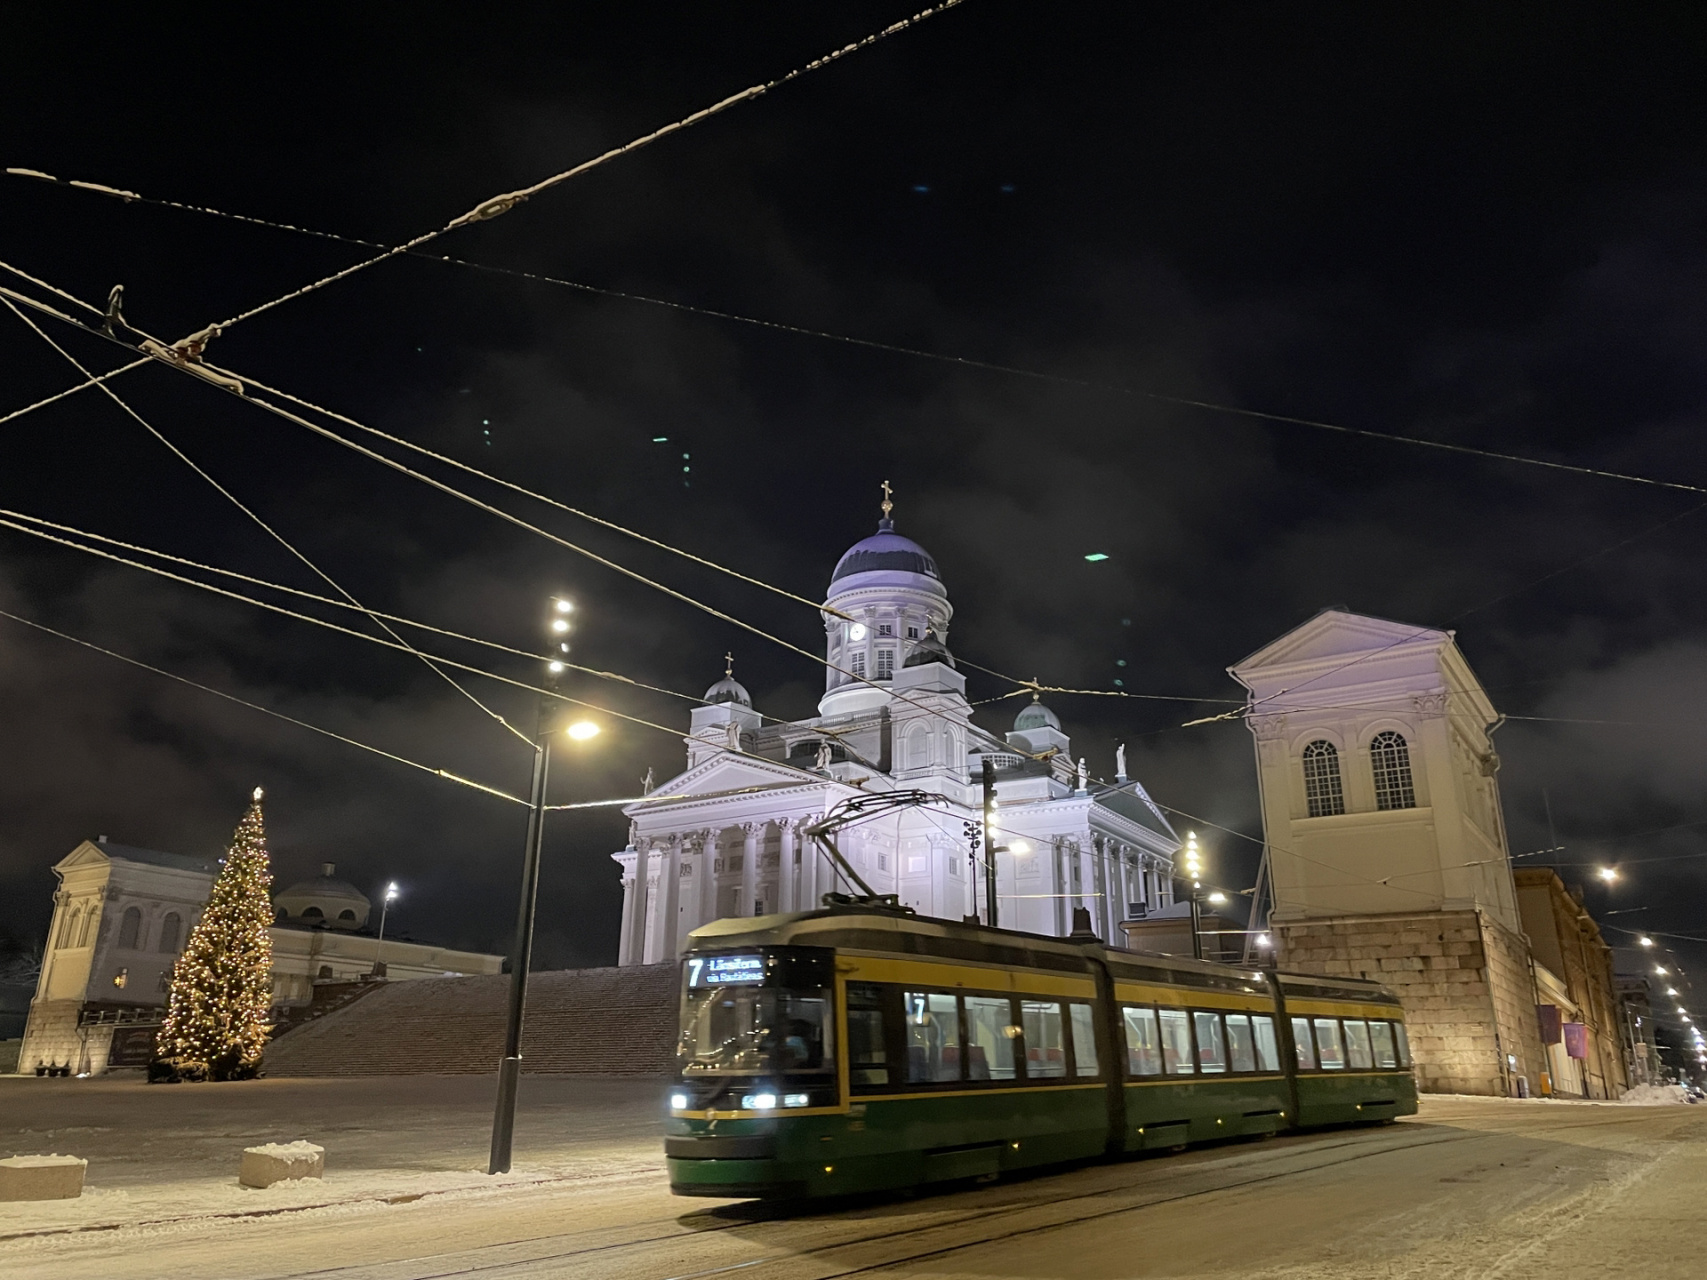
[286, 1124, 1489, 1280]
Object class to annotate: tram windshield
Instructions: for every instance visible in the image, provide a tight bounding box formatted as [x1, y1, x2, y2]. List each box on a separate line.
[678, 985, 833, 1076]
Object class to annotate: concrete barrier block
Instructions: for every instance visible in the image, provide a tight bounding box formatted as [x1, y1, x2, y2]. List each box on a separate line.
[0, 1154, 86, 1200]
[240, 1141, 325, 1188]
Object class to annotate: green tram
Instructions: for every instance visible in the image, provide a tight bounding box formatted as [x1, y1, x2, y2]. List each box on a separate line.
[666, 905, 1417, 1198]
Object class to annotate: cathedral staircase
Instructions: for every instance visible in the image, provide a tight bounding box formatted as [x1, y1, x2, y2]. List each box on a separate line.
[262, 963, 678, 1076]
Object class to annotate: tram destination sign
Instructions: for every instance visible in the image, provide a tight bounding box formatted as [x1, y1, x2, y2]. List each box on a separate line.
[688, 954, 766, 987]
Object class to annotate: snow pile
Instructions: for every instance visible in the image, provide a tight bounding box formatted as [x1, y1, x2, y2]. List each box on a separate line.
[244, 1141, 323, 1159]
[1620, 1083, 1690, 1105]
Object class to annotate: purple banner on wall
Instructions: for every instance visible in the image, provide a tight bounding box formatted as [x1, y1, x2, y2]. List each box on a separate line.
[1536, 1004, 1562, 1044]
[1563, 1021, 1588, 1059]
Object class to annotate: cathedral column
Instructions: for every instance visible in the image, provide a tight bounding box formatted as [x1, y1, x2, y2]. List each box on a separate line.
[626, 846, 653, 965]
[639, 847, 664, 963]
[740, 822, 761, 916]
[617, 854, 639, 965]
[778, 819, 797, 913]
[658, 833, 684, 957]
[697, 828, 719, 924]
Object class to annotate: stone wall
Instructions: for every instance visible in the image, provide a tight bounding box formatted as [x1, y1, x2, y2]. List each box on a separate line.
[1276, 909, 1542, 1096]
[17, 1000, 106, 1075]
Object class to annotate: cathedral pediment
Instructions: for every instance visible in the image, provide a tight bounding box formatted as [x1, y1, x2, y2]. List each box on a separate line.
[625, 753, 841, 818]
[1230, 608, 1452, 676]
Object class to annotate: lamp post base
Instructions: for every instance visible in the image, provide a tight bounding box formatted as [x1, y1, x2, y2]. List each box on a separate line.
[488, 1055, 522, 1174]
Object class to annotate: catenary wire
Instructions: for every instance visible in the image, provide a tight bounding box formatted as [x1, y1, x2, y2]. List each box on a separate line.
[0, 605, 528, 803]
[0, 271, 1070, 762]
[1, 295, 534, 748]
[0, 505, 724, 711]
[50, 3, 967, 349]
[15, 169, 1707, 506]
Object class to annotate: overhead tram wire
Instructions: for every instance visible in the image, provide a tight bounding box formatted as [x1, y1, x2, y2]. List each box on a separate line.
[1, 297, 534, 749]
[2, 1, 967, 364]
[0, 606, 528, 804]
[0, 276, 1081, 765]
[16, 153, 1707, 507]
[0, 506, 721, 712]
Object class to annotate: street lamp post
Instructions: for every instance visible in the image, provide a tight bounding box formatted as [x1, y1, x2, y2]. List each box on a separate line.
[371, 881, 399, 976]
[1182, 832, 1205, 960]
[489, 597, 598, 1176]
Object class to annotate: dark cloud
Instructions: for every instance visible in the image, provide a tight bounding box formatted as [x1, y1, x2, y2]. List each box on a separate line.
[2, 3, 1706, 991]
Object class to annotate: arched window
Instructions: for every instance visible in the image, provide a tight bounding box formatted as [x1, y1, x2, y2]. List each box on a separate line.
[58, 905, 81, 949]
[1371, 730, 1417, 810]
[158, 912, 182, 953]
[338, 909, 357, 921]
[302, 905, 324, 919]
[1302, 740, 1345, 817]
[78, 909, 96, 947]
[117, 907, 142, 950]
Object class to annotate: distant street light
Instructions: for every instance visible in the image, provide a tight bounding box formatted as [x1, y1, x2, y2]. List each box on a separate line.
[1181, 833, 1208, 960]
[1596, 866, 1618, 883]
[1639, 936, 1655, 948]
[371, 881, 399, 976]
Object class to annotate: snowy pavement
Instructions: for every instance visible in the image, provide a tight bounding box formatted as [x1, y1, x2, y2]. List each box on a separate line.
[4, 1083, 1706, 1279]
[0, 1073, 668, 1238]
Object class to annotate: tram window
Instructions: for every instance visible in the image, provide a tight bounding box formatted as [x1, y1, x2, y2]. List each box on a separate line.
[964, 996, 1018, 1080]
[1370, 1020, 1398, 1069]
[903, 991, 962, 1083]
[1158, 1008, 1195, 1075]
[1194, 1012, 1227, 1073]
[1313, 1018, 1346, 1070]
[1343, 1019, 1374, 1070]
[1069, 1003, 1100, 1077]
[1290, 1017, 1316, 1070]
[1022, 1001, 1067, 1078]
[846, 983, 889, 1086]
[1225, 1014, 1256, 1073]
[1123, 1007, 1163, 1076]
[1252, 1015, 1281, 1072]
[1393, 1021, 1412, 1067]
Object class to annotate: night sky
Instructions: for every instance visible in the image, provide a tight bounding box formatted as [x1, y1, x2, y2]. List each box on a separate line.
[3, 4, 1705, 1018]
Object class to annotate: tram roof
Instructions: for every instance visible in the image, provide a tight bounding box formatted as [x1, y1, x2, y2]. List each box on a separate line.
[684, 905, 1401, 1005]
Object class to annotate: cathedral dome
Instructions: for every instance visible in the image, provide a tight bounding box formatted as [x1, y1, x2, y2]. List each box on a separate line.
[274, 863, 371, 930]
[702, 675, 752, 707]
[1014, 696, 1061, 732]
[829, 519, 943, 592]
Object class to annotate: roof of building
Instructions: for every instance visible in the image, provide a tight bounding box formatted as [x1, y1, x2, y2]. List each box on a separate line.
[276, 864, 371, 908]
[702, 675, 752, 706]
[1014, 697, 1060, 731]
[97, 841, 219, 876]
[829, 519, 943, 590]
[902, 627, 955, 668]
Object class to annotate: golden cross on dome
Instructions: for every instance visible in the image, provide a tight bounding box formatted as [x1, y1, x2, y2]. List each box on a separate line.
[724, 651, 734, 679]
[880, 479, 893, 521]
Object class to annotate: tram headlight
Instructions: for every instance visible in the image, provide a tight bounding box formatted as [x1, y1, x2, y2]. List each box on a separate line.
[670, 1093, 689, 1111]
[742, 1092, 778, 1111]
[783, 1093, 810, 1108]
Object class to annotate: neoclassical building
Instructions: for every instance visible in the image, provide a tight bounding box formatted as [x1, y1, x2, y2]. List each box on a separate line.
[1229, 608, 1546, 1095]
[612, 508, 1180, 964]
[20, 841, 500, 1075]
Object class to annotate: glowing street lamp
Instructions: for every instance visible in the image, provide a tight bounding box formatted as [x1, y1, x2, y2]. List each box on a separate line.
[371, 880, 400, 975]
[1639, 936, 1655, 948]
[1596, 866, 1618, 883]
[491, 596, 601, 1176]
[1180, 832, 1210, 960]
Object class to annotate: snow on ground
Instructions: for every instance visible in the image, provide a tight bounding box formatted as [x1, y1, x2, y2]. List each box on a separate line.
[1620, 1083, 1693, 1105]
[0, 1073, 667, 1241]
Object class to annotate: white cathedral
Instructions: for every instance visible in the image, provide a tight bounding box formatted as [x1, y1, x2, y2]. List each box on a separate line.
[611, 505, 1181, 964]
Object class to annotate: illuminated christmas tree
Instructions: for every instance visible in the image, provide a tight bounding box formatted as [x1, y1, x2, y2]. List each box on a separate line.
[155, 788, 275, 1081]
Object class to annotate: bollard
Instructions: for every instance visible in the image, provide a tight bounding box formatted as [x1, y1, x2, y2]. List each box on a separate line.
[239, 1141, 325, 1188]
[0, 1154, 87, 1201]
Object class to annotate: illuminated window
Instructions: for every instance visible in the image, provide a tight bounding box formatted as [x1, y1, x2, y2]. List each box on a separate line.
[1225, 1014, 1256, 1072]
[1252, 1015, 1281, 1071]
[1069, 1004, 1100, 1076]
[1291, 1017, 1316, 1069]
[1158, 1008, 1195, 1075]
[850, 650, 866, 679]
[1194, 1012, 1226, 1073]
[1313, 1018, 1346, 1070]
[1302, 740, 1344, 817]
[963, 996, 1018, 1080]
[1370, 1021, 1398, 1069]
[1370, 731, 1416, 809]
[875, 648, 895, 680]
[1122, 1007, 1163, 1076]
[903, 991, 962, 1082]
[1344, 1019, 1373, 1069]
[1021, 1000, 1066, 1078]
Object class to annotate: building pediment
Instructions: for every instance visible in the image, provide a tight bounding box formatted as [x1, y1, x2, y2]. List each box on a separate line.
[1230, 608, 1451, 678]
[625, 753, 845, 819]
[54, 840, 112, 873]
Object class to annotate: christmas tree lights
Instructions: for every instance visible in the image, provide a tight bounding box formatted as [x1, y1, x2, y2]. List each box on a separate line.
[154, 788, 275, 1081]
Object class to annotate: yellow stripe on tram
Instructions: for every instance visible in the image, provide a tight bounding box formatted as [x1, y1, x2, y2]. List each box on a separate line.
[840, 954, 1097, 999]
